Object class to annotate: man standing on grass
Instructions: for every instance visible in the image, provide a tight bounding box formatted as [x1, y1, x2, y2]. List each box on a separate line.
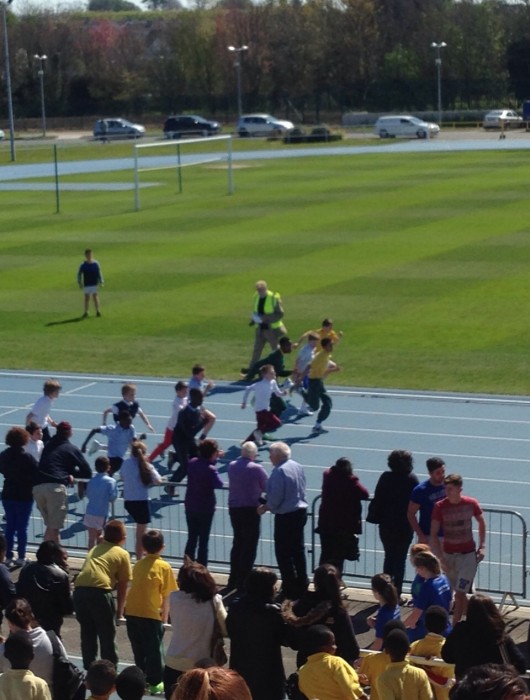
[407, 457, 446, 545]
[243, 280, 287, 373]
[77, 248, 104, 318]
[430, 473, 486, 624]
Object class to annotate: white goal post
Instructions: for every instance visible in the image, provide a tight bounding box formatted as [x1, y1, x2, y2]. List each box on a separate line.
[133, 135, 233, 211]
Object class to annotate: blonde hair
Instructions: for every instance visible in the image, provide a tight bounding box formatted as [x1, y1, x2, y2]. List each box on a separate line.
[131, 441, 152, 486]
[172, 668, 252, 700]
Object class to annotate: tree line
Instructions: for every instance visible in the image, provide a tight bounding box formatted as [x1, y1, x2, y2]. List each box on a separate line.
[3, 0, 530, 124]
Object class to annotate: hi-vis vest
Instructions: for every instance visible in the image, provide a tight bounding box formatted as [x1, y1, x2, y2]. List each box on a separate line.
[253, 290, 282, 329]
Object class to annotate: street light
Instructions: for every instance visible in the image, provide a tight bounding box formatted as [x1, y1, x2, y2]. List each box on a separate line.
[1, 0, 15, 161]
[227, 44, 248, 118]
[34, 53, 47, 137]
[431, 41, 447, 126]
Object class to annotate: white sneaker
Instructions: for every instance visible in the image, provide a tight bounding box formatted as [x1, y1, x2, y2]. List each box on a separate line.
[252, 429, 264, 446]
[297, 408, 313, 417]
[281, 378, 294, 390]
[89, 439, 104, 455]
[15, 558, 27, 567]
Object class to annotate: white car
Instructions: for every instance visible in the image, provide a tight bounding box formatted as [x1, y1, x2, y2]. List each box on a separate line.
[236, 113, 294, 137]
[374, 115, 440, 139]
[483, 109, 523, 130]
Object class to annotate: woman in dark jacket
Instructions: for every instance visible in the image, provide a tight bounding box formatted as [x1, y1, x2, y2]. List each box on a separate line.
[442, 593, 526, 679]
[0, 427, 39, 566]
[282, 563, 360, 667]
[317, 457, 369, 575]
[368, 449, 418, 597]
[226, 568, 287, 700]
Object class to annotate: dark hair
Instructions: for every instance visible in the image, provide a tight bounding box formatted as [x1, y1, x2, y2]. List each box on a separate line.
[444, 473, 463, 488]
[387, 449, 414, 474]
[104, 519, 126, 544]
[173, 667, 252, 700]
[384, 629, 410, 661]
[244, 568, 277, 603]
[449, 664, 529, 700]
[175, 381, 188, 392]
[322, 318, 333, 327]
[115, 665, 146, 700]
[142, 529, 164, 555]
[95, 456, 111, 474]
[86, 659, 117, 696]
[178, 558, 216, 602]
[198, 439, 219, 460]
[4, 630, 33, 669]
[302, 624, 335, 656]
[465, 594, 505, 642]
[279, 337, 291, 348]
[25, 421, 41, 436]
[330, 457, 353, 476]
[117, 410, 132, 423]
[5, 598, 35, 630]
[188, 388, 204, 406]
[0, 533, 6, 557]
[424, 605, 449, 635]
[321, 337, 333, 350]
[371, 573, 399, 607]
[313, 564, 344, 608]
[5, 427, 29, 449]
[192, 364, 205, 376]
[426, 457, 445, 473]
[382, 618, 406, 644]
[36, 540, 62, 565]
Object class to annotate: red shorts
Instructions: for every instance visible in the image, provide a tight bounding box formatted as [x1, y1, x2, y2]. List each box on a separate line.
[256, 409, 281, 433]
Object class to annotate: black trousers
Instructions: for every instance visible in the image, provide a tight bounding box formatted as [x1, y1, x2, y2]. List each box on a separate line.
[379, 525, 413, 597]
[228, 506, 261, 591]
[274, 509, 308, 600]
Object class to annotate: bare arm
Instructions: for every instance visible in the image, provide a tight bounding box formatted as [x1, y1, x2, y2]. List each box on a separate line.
[116, 579, 129, 619]
[476, 513, 486, 561]
[138, 408, 154, 433]
[102, 407, 112, 425]
[407, 501, 426, 542]
[161, 596, 170, 624]
[403, 607, 423, 629]
[430, 517, 444, 562]
[81, 428, 100, 453]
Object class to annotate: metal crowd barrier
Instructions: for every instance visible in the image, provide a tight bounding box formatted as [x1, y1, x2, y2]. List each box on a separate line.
[26, 485, 527, 606]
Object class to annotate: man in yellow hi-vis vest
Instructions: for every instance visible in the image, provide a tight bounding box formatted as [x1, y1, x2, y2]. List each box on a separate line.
[243, 280, 287, 373]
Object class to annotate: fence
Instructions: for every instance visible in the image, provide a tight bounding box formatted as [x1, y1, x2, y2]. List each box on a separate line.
[26, 486, 527, 605]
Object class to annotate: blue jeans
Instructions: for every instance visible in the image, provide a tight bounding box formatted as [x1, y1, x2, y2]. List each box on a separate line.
[2, 499, 33, 559]
[185, 510, 214, 566]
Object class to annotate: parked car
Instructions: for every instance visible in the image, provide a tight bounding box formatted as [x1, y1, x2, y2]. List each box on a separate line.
[0, 129, 4, 140]
[236, 113, 294, 137]
[93, 118, 145, 140]
[483, 109, 523, 130]
[164, 115, 221, 139]
[374, 115, 440, 139]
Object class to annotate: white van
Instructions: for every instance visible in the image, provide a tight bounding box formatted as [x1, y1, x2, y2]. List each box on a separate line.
[374, 115, 440, 139]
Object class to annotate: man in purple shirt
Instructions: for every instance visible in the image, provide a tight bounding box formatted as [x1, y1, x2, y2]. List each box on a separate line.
[184, 439, 224, 567]
[226, 442, 268, 592]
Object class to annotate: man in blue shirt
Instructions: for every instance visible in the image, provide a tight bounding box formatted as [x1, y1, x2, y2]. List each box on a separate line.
[77, 248, 104, 318]
[407, 457, 446, 544]
[258, 441, 308, 599]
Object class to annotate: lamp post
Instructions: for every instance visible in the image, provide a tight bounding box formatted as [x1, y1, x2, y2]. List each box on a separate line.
[1, 0, 15, 161]
[34, 53, 47, 137]
[227, 44, 248, 118]
[431, 41, 447, 126]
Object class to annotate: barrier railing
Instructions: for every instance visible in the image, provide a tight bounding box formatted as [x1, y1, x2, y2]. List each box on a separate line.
[26, 486, 527, 605]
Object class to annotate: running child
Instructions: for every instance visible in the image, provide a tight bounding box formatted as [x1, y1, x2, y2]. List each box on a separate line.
[82, 410, 137, 474]
[241, 364, 287, 446]
[149, 381, 188, 463]
[102, 383, 154, 433]
[188, 365, 215, 396]
[25, 379, 61, 444]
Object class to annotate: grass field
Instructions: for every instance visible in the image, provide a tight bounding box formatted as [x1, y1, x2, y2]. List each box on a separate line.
[1, 141, 530, 395]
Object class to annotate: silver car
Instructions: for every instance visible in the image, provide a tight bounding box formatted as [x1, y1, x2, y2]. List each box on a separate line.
[93, 118, 145, 140]
[483, 109, 523, 130]
[236, 113, 294, 137]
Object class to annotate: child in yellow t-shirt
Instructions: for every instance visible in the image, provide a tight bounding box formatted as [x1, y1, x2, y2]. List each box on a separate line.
[358, 619, 407, 700]
[125, 529, 178, 696]
[409, 606, 454, 700]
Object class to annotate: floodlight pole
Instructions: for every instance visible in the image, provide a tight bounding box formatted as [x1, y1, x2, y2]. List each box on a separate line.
[1, 0, 15, 161]
[227, 44, 248, 118]
[34, 53, 47, 137]
[431, 41, 447, 126]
